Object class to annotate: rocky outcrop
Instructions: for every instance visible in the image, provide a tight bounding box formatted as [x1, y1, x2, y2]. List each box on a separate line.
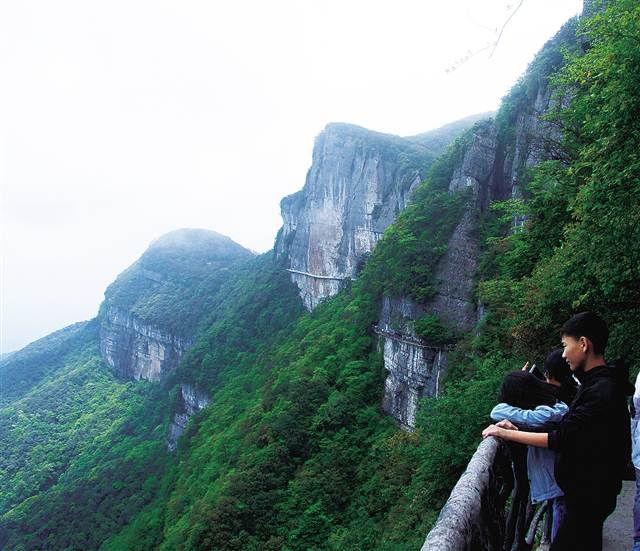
[378, 124, 494, 429]
[276, 123, 431, 309]
[379, 47, 565, 427]
[167, 383, 211, 452]
[377, 206, 480, 430]
[98, 228, 253, 382]
[377, 296, 448, 429]
[276, 118, 486, 310]
[428, 209, 481, 333]
[449, 123, 499, 197]
[99, 306, 193, 382]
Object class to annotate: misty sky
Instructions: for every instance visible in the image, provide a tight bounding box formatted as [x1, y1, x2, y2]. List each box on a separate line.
[0, 0, 583, 353]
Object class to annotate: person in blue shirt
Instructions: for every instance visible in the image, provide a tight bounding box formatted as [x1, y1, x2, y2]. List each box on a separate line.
[483, 312, 633, 551]
[490, 363, 569, 542]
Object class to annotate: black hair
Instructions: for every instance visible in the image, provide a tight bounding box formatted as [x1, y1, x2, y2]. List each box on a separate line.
[560, 311, 608, 355]
[543, 348, 578, 404]
[498, 371, 559, 410]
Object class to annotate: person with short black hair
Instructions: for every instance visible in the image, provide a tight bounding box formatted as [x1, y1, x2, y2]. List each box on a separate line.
[543, 348, 578, 405]
[482, 312, 634, 551]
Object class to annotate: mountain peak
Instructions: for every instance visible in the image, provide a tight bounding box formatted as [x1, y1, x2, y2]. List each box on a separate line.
[147, 228, 252, 258]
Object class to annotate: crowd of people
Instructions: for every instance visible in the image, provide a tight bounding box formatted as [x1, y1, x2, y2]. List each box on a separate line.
[482, 311, 638, 551]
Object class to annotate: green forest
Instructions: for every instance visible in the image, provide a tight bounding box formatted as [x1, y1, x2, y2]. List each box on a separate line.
[1, 1, 639, 549]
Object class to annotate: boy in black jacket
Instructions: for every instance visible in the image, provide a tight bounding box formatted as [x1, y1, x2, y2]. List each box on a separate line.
[482, 312, 634, 551]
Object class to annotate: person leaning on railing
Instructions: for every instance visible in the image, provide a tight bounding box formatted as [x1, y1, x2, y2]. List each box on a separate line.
[489, 349, 576, 543]
[482, 312, 634, 551]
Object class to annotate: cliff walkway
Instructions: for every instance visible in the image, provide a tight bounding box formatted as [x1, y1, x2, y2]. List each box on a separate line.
[285, 268, 352, 281]
[372, 325, 454, 351]
[421, 437, 635, 550]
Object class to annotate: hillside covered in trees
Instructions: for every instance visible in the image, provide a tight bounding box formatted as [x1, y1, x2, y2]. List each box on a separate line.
[2, 1, 639, 549]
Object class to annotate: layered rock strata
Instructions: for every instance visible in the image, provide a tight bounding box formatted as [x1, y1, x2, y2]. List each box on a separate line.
[380, 70, 562, 427]
[276, 123, 436, 310]
[98, 228, 252, 382]
[97, 229, 253, 453]
[377, 296, 448, 429]
[100, 305, 193, 382]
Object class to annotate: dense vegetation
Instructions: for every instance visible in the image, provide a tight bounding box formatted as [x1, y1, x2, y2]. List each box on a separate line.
[0, 321, 89, 406]
[103, 229, 254, 338]
[102, 139, 471, 550]
[479, 0, 640, 365]
[125, 3, 639, 547]
[0, 322, 171, 551]
[3, 1, 639, 548]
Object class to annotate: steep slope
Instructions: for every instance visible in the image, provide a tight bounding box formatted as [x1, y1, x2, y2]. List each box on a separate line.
[100, 122, 489, 551]
[0, 229, 258, 551]
[0, 320, 89, 406]
[276, 117, 486, 310]
[374, 18, 579, 428]
[7, 1, 638, 548]
[100, 228, 254, 382]
[0, 320, 171, 551]
[101, 4, 632, 548]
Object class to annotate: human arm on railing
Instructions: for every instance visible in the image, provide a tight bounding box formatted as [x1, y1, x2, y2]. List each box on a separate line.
[482, 424, 549, 448]
[484, 379, 615, 449]
[490, 402, 568, 429]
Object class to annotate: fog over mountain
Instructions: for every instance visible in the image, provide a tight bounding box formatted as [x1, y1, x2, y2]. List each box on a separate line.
[1, 0, 581, 352]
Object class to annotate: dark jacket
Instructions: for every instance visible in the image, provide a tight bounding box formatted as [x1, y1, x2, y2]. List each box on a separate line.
[547, 363, 633, 503]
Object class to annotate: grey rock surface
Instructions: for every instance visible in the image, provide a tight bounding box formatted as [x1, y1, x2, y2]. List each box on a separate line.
[98, 228, 252, 382]
[167, 383, 211, 452]
[449, 122, 498, 196]
[276, 123, 431, 309]
[377, 209, 480, 429]
[379, 77, 559, 428]
[276, 117, 488, 310]
[427, 209, 480, 333]
[100, 305, 193, 382]
[377, 296, 448, 429]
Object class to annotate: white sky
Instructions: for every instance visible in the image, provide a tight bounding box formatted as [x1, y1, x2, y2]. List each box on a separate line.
[0, 0, 583, 353]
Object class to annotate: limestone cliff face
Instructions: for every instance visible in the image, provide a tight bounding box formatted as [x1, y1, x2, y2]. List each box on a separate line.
[99, 228, 253, 382]
[275, 121, 480, 310]
[100, 305, 193, 382]
[167, 384, 211, 452]
[377, 123, 496, 429]
[376, 297, 447, 429]
[379, 47, 566, 428]
[275, 105, 558, 429]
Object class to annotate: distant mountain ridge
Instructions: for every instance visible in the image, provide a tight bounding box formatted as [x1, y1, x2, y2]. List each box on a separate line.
[5, 0, 635, 544]
[99, 228, 254, 382]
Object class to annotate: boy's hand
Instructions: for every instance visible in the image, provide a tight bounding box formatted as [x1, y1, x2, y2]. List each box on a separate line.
[496, 419, 519, 431]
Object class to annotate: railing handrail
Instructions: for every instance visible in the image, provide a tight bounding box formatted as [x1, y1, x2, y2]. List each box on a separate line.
[421, 437, 507, 550]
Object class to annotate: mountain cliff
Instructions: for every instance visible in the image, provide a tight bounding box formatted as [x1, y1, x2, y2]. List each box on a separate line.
[276, 116, 487, 310]
[0, 228, 258, 550]
[376, 20, 577, 428]
[99, 228, 253, 382]
[5, 1, 640, 548]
